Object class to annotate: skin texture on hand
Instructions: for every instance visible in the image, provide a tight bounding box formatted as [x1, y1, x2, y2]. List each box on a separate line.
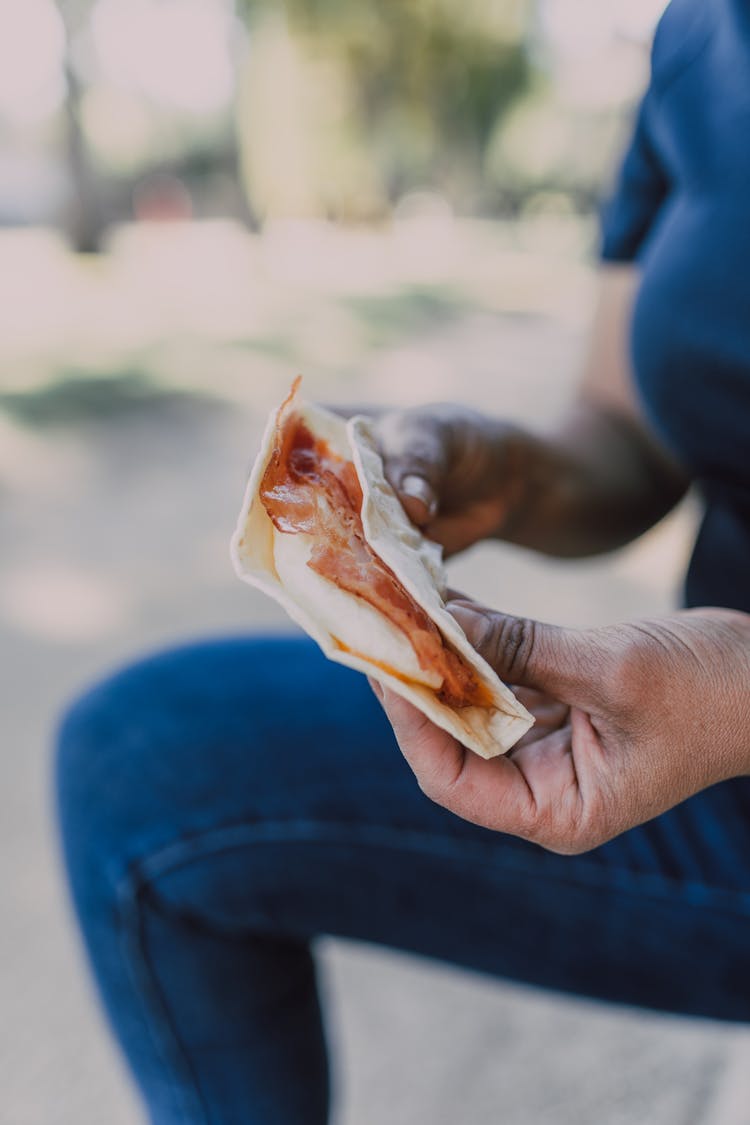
[373, 601, 750, 854]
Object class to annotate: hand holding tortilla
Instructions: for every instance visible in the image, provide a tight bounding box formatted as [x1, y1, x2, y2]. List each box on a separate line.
[231, 380, 533, 758]
[371, 403, 530, 556]
[377, 601, 750, 851]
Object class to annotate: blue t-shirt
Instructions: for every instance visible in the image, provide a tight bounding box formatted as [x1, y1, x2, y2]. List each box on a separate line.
[601, 0, 750, 612]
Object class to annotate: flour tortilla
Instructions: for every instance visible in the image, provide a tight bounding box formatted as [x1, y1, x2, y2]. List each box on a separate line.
[230, 387, 533, 758]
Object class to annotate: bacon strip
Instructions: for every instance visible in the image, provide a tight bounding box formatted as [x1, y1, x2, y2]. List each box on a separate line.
[260, 409, 490, 709]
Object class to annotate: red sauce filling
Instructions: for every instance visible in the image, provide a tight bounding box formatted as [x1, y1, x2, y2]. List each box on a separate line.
[260, 405, 490, 709]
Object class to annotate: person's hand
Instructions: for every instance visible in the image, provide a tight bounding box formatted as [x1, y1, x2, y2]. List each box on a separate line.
[373, 600, 750, 853]
[345, 397, 687, 559]
[373, 404, 532, 555]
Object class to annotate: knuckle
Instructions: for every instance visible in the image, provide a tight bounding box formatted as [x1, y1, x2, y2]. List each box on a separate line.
[565, 826, 604, 855]
[515, 802, 540, 842]
[542, 824, 604, 856]
[482, 615, 536, 683]
[415, 754, 467, 812]
[376, 411, 448, 478]
[568, 787, 610, 853]
[416, 775, 446, 806]
[532, 791, 610, 856]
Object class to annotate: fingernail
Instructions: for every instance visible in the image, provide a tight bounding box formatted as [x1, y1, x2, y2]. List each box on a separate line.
[401, 474, 437, 518]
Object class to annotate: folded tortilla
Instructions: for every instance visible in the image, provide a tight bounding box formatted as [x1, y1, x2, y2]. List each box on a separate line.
[230, 380, 533, 758]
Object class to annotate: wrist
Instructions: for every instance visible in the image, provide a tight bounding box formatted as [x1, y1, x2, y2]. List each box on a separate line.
[485, 422, 547, 542]
[682, 608, 750, 778]
[720, 610, 750, 775]
[487, 423, 588, 551]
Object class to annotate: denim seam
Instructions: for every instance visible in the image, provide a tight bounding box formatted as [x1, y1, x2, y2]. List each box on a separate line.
[130, 818, 750, 920]
[117, 873, 213, 1124]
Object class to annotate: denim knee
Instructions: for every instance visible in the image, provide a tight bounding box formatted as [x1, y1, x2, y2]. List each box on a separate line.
[54, 650, 189, 908]
[55, 673, 135, 906]
[54, 639, 269, 906]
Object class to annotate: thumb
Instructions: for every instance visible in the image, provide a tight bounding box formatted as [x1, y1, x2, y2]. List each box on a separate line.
[448, 600, 588, 701]
[375, 411, 448, 526]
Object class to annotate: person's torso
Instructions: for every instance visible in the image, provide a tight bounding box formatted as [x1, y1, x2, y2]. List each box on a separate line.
[630, 0, 750, 609]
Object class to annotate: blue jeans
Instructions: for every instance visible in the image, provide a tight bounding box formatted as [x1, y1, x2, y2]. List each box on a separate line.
[56, 636, 750, 1124]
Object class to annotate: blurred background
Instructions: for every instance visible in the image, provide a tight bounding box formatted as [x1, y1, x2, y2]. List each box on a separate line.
[3, 1, 750, 1122]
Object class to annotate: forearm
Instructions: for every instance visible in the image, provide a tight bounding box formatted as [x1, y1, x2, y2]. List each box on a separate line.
[493, 401, 690, 557]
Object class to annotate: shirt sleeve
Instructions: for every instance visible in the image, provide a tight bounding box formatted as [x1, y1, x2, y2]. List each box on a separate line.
[600, 88, 671, 263]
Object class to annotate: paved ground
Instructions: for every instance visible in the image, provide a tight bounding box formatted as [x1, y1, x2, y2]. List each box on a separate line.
[2, 223, 750, 1124]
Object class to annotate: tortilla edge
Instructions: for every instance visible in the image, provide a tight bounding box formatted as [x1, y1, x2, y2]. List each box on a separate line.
[230, 393, 534, 757]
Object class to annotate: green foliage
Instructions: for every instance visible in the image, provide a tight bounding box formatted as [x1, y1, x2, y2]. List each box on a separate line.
[238, 0, 531, 207]
[343, 285, 474, 346]
[0, 369, 198, 427]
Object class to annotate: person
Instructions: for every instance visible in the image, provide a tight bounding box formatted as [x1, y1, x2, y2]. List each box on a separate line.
[56, 1, 750, 1121]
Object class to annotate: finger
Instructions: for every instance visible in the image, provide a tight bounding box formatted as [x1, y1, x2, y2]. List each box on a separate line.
[367, 676, 384, 703]
[444, 586, 473, 604]
[379, 687, 466, 795]
[503, 723, 581, 836]
[380, 687, 538, 836]
[510, 706, 570, 751]
[374, 412, 448, 525]
[512, 686, 570, 728]
[447, 600, 590, 703]
[322, 403, 385, 421]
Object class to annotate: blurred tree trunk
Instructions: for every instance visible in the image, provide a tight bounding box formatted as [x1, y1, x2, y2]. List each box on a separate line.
[58, 0, 105, 253]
